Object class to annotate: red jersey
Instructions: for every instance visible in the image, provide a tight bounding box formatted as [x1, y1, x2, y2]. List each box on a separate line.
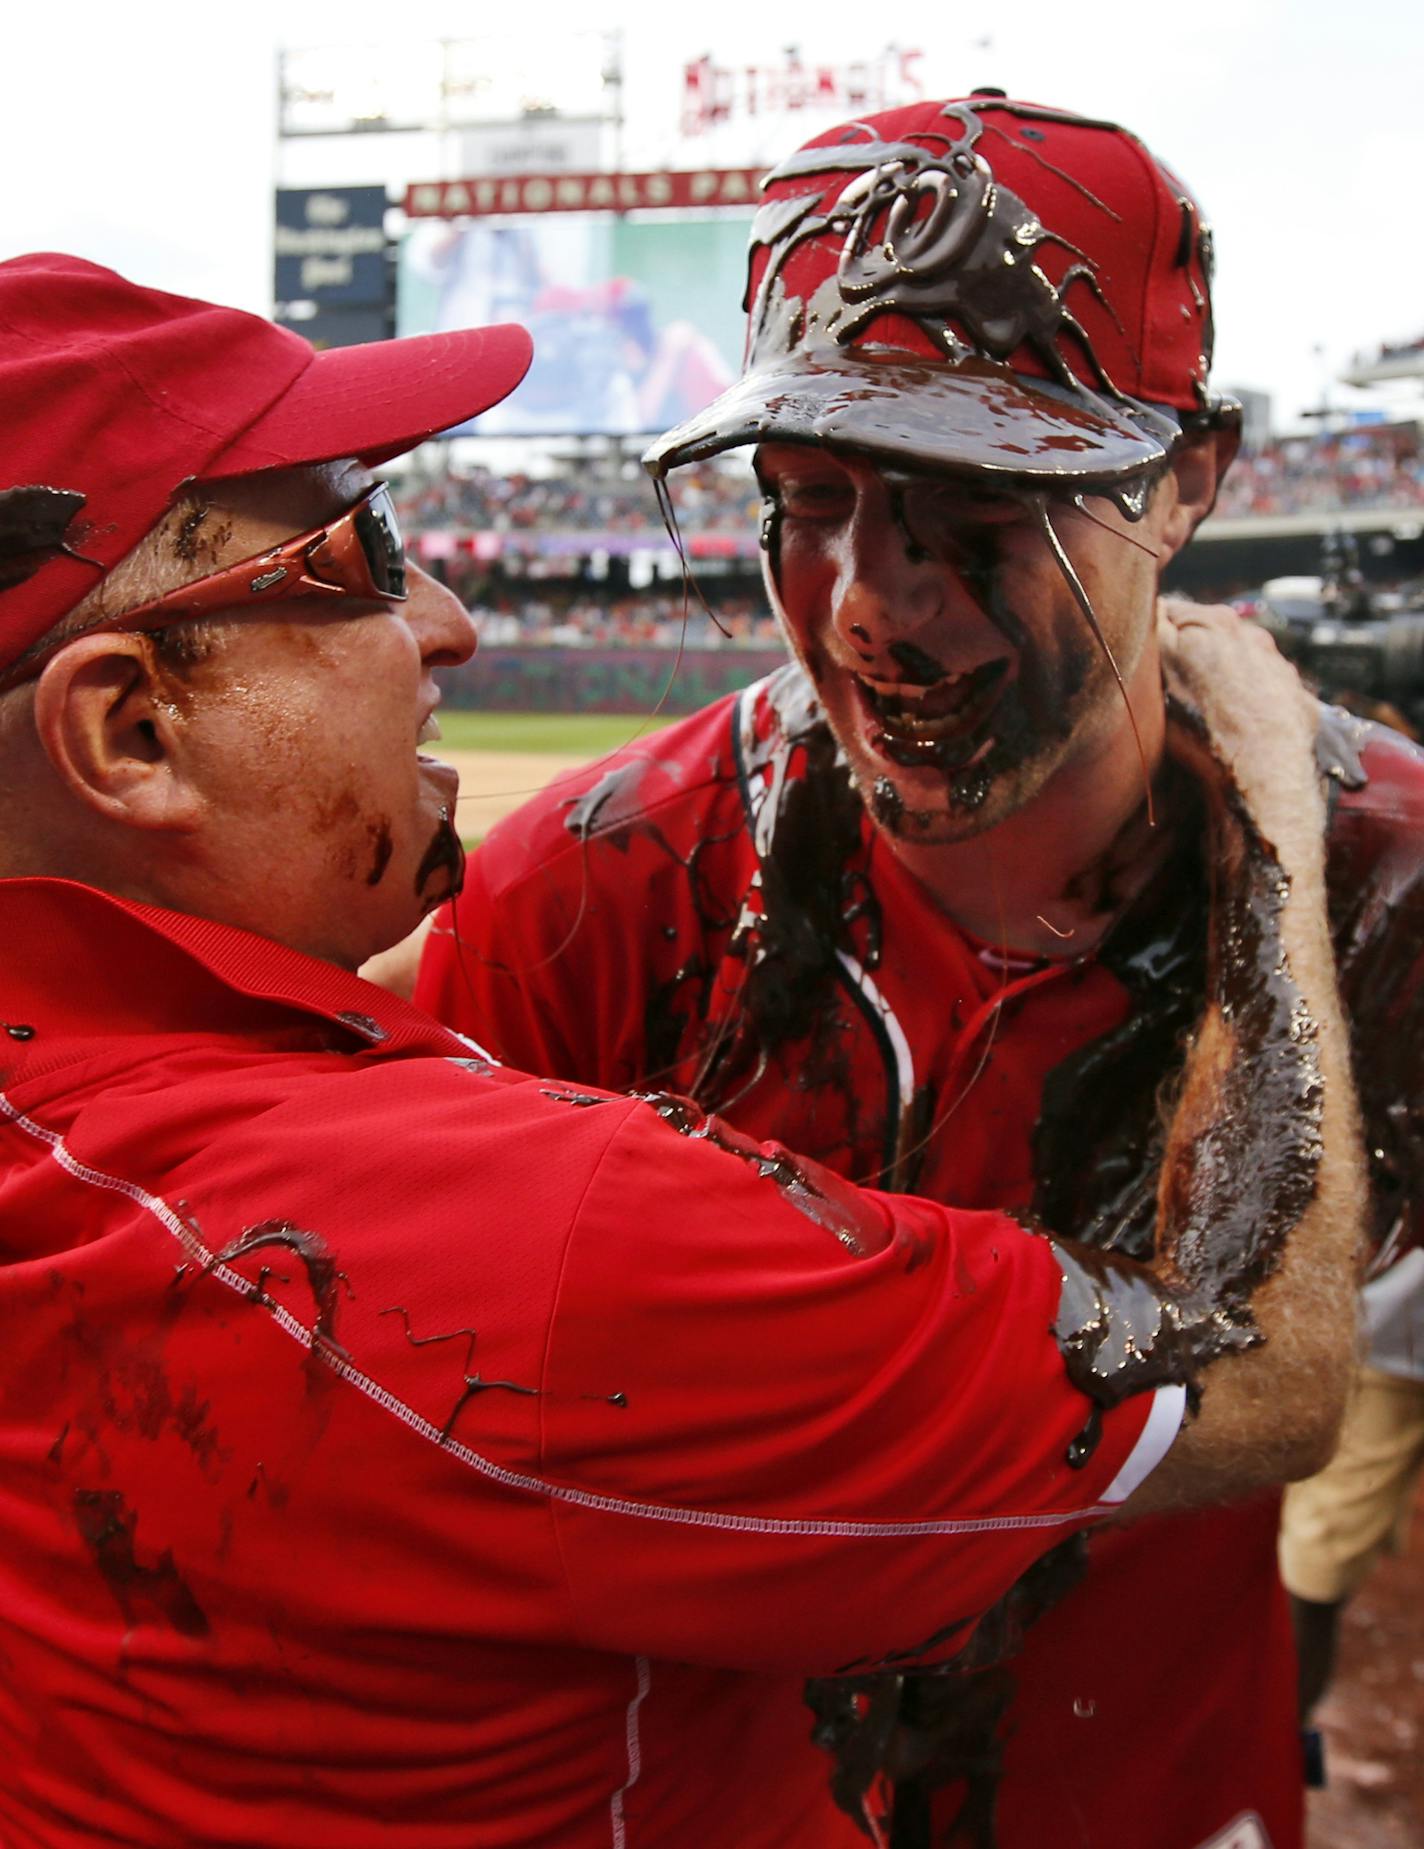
[0, 876, 1177, 1849]
[419, 667, 1424, 1849]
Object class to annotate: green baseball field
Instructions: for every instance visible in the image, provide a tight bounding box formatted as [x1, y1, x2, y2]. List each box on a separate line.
[436, 711, 675, 843]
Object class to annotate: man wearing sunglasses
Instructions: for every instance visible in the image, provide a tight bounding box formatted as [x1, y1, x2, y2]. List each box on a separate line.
[413, 98, 1424, 1849]
[0, 251, 1364, 1849]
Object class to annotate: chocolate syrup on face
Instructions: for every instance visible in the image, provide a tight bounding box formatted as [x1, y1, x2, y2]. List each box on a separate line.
[1031, 493, 1154, 824]
[886, 641, 947, 685]
[364, 817, 394, 887]
[415, 807, 465, 907]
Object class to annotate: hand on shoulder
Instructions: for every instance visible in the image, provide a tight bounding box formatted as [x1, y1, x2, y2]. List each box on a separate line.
[1157, 597, 1325, 866]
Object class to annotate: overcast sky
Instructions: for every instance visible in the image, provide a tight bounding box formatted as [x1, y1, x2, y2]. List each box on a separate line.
[7, 0, 1420, 431]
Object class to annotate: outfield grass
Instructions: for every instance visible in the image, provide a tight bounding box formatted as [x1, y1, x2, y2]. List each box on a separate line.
[436, 711, 676, 755]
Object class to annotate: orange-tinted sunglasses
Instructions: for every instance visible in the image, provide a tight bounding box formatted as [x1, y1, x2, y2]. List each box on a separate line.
[2, 484, 407, 692]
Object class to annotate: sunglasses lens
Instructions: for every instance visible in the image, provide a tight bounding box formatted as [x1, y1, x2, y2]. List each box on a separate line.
[355, 486, 407, 600]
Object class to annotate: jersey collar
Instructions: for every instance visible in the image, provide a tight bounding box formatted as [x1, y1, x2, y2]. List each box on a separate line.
[0, 876, 474, 1061]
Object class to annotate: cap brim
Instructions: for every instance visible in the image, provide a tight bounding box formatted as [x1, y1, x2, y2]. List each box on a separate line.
[203, 323, 535, 478]
[644, 348, 1178, 486]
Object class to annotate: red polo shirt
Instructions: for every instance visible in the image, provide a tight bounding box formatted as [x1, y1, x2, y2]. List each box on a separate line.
[0, 877, 1177, 1849]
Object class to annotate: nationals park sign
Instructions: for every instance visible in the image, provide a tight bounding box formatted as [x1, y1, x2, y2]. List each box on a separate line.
[403, 169, 766, 219]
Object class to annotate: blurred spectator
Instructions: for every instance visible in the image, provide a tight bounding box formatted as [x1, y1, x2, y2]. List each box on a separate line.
[1215, 427, 1424, 519]
[395, 458, 761, 537]
[458, 583, 780, 650]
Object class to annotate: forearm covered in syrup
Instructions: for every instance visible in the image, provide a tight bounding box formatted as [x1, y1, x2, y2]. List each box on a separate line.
[1051, 764, 1349, 1426]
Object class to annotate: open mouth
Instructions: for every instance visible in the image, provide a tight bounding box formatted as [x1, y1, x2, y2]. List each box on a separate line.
[856, 659, 1011, 768]
[416, 710, 447, 767]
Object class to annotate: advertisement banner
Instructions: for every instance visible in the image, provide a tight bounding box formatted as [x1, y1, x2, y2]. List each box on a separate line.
[274, 186, 389, 306]
[397, 212, 751, 437]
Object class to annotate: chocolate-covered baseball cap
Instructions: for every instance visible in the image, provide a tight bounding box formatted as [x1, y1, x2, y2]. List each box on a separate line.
[645, 96, 1234, 489]
[0, 253, 533, 670]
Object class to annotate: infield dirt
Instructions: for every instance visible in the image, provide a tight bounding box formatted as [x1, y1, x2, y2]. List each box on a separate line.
[444, 748, 602, 839]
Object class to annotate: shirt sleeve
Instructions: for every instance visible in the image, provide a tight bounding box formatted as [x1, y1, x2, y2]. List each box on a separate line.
[536, 1096, 1183, 1677]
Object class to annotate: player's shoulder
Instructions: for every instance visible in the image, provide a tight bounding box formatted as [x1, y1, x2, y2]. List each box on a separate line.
[471, 678, 779, 903]
[1322, 704, 1424, 847]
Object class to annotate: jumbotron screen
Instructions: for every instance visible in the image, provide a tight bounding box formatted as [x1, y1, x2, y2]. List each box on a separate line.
[397, 213, 753, 438]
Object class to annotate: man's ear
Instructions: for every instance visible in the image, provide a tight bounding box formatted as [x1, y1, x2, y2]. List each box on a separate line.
[31, 634, 205, 832]
[1158, 422, 1242, 562]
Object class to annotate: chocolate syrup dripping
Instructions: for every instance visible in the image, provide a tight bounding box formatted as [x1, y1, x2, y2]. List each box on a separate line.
[208, 1220, 351, 1360]
[631, 1090, 883, 1257]
[810, 1537, 1090, 1845]
[819, 728, 1331, 1844]
[691, 692, 883, 1147]
[976, 115, 1122, 221]
[557, 748, 764, 1105]
[887, 643, 943, 687]
[415, 806, 465, 906]
[1049, 753, 1325, 1408]
[1033, 784, 1209, 1260]
[1031, 492, 1155, 827]
[563, 760, 658, 846]
[379, 1305, 545, 1441]
[643, 954, 715, 1089]
[364, 817, 394, 887]
[652, 473, 732, 637]
[735, 104, 1136, 411]
[888, 484, 933, 567]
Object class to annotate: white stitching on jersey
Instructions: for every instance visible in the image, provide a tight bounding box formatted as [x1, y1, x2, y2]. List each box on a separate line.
[833, 950, 915, 1106]
[1, 1089, 1119, 1541]
[608, 1655, 651, 1849]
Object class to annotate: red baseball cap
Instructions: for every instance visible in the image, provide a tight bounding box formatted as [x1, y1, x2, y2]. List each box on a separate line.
[645, 95, 1234, 488]
[0, 253, 533, 669]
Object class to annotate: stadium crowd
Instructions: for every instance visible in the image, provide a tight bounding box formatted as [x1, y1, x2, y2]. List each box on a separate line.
[1214, 427, 1424, 518]
[466, 585, 779, 649]
[398, 427, 1424, 649]
[396, 457, 759, 536]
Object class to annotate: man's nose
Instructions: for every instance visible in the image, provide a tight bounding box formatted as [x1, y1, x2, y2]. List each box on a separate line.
[828, 506, 969, 667]
[406, 565, 478, 667]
